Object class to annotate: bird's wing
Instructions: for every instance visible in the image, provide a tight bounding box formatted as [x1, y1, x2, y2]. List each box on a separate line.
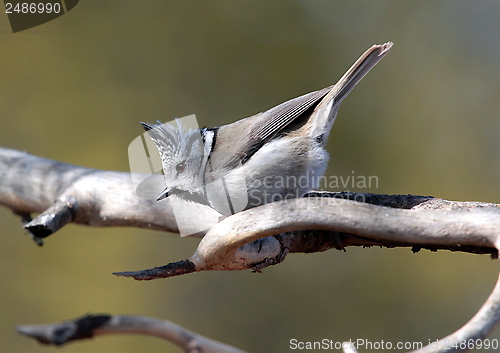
[209, 42, 393, 176]
[247, 86, 332, 147]
[207, 86, 332, 177]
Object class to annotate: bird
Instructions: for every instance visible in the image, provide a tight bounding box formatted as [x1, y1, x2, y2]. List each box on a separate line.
[141, 42, 392, 216]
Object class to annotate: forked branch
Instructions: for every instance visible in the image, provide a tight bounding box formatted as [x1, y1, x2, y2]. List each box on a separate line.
[17, 314, 247, 353]
[2, 146, 500, 353]
[114, 198, 499, 279]
[16, 268, 500, 353]
[1, 146, 498, 266]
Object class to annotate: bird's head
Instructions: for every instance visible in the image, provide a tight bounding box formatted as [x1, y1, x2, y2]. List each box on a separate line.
[141, 120, 209, 203]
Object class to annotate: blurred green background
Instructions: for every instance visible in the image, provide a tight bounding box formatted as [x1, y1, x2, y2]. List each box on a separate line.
[1, 1, 499, 352]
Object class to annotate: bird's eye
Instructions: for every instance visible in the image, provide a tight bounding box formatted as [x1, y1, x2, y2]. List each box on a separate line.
[176, 161, 186, 173]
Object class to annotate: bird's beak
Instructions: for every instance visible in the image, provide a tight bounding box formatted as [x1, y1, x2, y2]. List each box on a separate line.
[157, 187, 171, 201]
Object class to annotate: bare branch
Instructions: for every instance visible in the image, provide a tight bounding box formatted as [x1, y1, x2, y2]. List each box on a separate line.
[1, 147, 498, 279]
[193, 197, 499, 268]
[115, 197, 499, 280]
[23, 198, 75, 246]
[4, 147, 500, 352]
[0, 147, 180, 236]
[17, 314, 247, 353]
[114, 259, 198, 280]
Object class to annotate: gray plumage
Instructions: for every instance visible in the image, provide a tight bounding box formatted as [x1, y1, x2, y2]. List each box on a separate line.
[142, 42, 393, 215]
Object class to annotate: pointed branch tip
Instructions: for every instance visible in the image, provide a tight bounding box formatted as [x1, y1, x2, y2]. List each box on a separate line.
[113, 259, 197, 280]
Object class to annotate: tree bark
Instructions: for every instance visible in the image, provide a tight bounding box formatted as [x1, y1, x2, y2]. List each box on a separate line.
[2, 146, 500, 353]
